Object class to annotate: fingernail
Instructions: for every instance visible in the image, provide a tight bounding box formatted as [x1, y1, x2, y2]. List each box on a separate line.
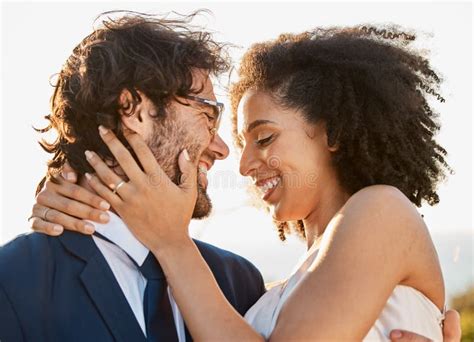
[85, 172, 92, 181]
[100, 201, 110, 210]
[66, 172, 76, 181]
[98, 125, 109, 135]
[84, 223, 95, 234]
[53, 225, 63, 233]
[85, 150, 93, 160]
[99, 213, 110, 223]
[391, 330, 402, 339]
[183, 149, 190, 161]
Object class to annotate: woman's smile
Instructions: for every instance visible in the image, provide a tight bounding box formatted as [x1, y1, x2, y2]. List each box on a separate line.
[256, 175, 282, 202]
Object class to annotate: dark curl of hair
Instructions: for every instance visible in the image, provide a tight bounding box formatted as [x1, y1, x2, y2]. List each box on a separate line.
[36, 10, 230, 194]
[229, 25, 451, 241]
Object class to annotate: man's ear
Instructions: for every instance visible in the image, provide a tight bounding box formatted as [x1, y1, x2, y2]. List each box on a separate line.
[118, 89, 142, 133]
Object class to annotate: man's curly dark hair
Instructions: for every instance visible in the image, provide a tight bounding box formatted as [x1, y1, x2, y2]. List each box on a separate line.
[229, 25, 451, 241]
[36, 10, 230, 195]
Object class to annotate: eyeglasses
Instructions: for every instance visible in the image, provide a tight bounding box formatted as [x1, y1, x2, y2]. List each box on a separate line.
[184, 95, 224, 135]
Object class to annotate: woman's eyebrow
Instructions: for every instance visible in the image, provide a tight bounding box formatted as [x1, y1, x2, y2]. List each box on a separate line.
[245, 119, 277, 133]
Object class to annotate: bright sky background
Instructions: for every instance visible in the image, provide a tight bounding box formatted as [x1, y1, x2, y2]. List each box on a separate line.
[1, 1, 472, 299]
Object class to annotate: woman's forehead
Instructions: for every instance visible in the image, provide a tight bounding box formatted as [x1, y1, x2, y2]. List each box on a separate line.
[237, 90, 273, 134]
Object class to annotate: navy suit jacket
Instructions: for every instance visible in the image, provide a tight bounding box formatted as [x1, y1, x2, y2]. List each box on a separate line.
[0, 231, 266, 341]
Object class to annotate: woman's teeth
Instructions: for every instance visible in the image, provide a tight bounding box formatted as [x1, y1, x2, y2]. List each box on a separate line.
[259, 177, 281, 194]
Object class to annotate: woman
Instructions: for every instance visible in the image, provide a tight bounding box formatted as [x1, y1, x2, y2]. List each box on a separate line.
[31, 26, 448, 340]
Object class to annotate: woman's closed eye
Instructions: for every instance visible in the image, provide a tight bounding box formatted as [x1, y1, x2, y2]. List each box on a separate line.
[256, 133, 275, 147]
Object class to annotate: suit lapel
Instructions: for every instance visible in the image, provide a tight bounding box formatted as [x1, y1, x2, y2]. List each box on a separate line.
[59, 231, 146, 342]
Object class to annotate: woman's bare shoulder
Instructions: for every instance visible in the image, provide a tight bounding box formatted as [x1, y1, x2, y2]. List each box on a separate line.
[340, 185, 428, 235]
[313, 184, 435, 289]
[330, 184, 444, 308]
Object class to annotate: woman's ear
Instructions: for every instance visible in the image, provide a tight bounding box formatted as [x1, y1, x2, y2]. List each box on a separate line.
[328, 143, 339, 152]
[323, 125, 339, 152]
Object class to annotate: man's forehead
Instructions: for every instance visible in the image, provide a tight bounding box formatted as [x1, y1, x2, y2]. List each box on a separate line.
[191, 69, 217, 101]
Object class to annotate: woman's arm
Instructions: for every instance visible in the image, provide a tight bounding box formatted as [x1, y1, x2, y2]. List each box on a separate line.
[30, 167, 110, 235]
[156, 237, 264, 341]
[271, 185, 440, 341]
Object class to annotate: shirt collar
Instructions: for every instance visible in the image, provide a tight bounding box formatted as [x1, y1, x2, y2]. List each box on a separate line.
[87, 211, 149, 266]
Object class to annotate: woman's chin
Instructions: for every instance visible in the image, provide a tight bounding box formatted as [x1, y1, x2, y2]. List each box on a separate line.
[270, 203, 305, 222]
[270, 203, 291, 222]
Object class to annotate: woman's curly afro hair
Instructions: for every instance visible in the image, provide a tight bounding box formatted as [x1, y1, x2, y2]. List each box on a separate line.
[230, 25, 451, 241]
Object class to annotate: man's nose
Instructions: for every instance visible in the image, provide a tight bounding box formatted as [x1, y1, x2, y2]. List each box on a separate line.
[208, 133, 230, 160]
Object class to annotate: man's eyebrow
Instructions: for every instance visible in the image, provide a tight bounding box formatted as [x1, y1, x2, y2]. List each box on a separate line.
[193, 101, 219, 116]
[245, 119, 277, 133]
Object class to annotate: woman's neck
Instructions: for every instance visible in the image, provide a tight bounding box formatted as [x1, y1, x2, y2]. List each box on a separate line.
[303, 185, 350, 249]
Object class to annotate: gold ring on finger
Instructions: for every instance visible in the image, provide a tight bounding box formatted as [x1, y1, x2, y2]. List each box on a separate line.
[112, 180, 126, 194]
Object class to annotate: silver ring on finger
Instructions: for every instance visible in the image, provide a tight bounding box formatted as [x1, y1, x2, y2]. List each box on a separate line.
[112, 180, 126, 194]
[42, 208, 51, 221]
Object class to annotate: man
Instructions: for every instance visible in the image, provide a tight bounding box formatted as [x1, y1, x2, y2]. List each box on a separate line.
[0, 12, 265, 341]
[1, 12, 461, 342]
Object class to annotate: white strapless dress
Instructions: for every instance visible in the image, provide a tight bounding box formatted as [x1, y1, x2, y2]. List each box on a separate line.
[245, 248, 444, 341]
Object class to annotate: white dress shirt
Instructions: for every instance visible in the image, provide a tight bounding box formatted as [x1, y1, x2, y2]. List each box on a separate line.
[88, 211, 186, 340]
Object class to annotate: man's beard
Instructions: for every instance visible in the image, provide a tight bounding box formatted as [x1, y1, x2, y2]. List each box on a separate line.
[145, 118, 212, 219]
